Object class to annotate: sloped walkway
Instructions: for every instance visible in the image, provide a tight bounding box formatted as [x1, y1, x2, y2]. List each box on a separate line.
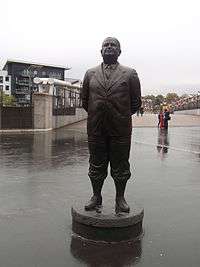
[132, 113, 200, 127]
[67, 113, 200, 132]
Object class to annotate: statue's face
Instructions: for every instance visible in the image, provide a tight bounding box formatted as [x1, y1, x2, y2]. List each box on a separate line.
[101, 37, 121, 64]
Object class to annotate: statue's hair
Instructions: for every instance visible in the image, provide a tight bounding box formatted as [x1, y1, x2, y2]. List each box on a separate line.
[102, 37, 121, 49]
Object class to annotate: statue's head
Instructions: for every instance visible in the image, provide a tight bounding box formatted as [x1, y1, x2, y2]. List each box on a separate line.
[101, 37, 121, 64]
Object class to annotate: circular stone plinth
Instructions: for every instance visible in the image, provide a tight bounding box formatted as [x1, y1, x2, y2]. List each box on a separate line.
[71, 201, 144, 242]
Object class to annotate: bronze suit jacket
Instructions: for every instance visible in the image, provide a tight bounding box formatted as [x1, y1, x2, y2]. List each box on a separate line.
[81, 63, 141, 137]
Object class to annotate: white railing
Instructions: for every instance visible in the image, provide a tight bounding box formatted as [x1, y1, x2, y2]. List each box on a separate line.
[33, 77, 81, 95]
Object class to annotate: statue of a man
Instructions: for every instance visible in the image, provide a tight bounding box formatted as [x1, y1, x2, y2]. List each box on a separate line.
[81, 37, 141, 213]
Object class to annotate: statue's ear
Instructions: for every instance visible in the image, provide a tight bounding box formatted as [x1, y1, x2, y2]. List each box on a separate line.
[118, 49, 121, 56]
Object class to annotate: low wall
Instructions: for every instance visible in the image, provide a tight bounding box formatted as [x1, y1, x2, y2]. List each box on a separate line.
[33, 93, 52, 129]
[52, 108, 87, 129]
[175, 109, 200, 116]
[33, 93, 87, 130]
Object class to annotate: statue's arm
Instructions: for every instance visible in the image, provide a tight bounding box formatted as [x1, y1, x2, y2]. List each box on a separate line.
[129, 70, 142, 115]
[81, 71, 90, 112]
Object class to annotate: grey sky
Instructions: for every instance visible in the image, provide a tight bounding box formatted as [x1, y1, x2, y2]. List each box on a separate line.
[1, 0, 200, 95]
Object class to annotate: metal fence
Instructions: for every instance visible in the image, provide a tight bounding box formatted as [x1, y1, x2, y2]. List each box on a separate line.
[52, 86, 82, 116]
[0, 89, 33, 129]
[0, 106, 33, 129]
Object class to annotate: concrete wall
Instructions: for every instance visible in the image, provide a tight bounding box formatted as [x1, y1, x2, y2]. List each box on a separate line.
[175, 109, 200, 116]
[33, 93, 87, 130]
[33, 93, 53, 130]
[52, 108, 87, 129]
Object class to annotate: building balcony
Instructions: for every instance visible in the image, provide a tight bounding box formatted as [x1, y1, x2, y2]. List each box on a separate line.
[15, 81, 29, 86]
[15, 89, 30, 94]
[17, 98, 30, 104]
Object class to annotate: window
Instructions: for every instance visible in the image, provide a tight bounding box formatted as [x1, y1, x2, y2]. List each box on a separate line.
[0, 76, 3, 83]
[6, 85, 9, 90]
[5, 76, 9, 82]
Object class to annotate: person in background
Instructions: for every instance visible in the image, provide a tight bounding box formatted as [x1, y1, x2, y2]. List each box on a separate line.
[157, 130, 169, 158]
[140, 106, 144, 116]
[163, 109, 171, 130]
[158, 110, 164, 129]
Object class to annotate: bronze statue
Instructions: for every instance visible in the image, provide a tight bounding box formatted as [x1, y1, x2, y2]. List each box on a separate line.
[81, 37, 141, 213]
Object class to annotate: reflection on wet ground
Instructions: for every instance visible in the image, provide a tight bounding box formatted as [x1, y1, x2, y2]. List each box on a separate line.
[0, 126, 200, 266]
[71, 235, 142, 267]
[0, 129, 88, 171]
[157, 129, 169, 157]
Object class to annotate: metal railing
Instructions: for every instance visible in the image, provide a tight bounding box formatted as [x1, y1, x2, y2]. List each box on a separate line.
[52, 87, 82, 115]
[15, 88, 30, 94]
[33, 77, 82, 116]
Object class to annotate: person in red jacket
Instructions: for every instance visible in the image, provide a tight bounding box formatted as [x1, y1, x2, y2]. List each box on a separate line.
[158, 110, 164, 129]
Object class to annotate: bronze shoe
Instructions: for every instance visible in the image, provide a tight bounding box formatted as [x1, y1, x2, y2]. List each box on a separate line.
[115, 197, 130, 213]
[84, 195, 102, 211]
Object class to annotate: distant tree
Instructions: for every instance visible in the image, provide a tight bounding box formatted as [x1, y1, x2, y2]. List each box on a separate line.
[143, 95, 156, 101]
[154, 94, 164, 106]
[0, 92, 16, 106]
[180, 93, 189, 99]
[165, 93, 179, 103]
[143, 94, 165, 113]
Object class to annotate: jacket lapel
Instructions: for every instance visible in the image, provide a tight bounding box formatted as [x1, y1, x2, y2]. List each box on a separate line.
[93, 64, 126, 92]
[94, 64, 106, 89]
[107, 64, 126, 94]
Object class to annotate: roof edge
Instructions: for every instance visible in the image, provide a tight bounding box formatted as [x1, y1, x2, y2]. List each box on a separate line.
[3, 59, 71, 70]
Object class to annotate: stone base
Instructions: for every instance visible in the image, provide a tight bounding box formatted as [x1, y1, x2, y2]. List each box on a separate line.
[71, 201, 144, 242]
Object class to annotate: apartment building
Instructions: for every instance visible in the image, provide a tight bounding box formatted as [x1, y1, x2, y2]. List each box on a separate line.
[2, 59, 70, 105]
[0, 70, 11, 95]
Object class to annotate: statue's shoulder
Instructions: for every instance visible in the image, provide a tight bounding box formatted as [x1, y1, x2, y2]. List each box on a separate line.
[85, 65, 101, 75]
[119, 64, 137, 74]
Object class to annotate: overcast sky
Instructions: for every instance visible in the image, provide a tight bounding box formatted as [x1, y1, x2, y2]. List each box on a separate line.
[1, 0, 200, 95]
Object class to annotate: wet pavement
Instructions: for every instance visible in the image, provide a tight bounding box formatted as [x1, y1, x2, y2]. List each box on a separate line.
[0, 120, 200, 266]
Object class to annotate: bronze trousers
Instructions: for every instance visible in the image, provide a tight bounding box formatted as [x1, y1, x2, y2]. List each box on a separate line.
[88, 135, 131, 182]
